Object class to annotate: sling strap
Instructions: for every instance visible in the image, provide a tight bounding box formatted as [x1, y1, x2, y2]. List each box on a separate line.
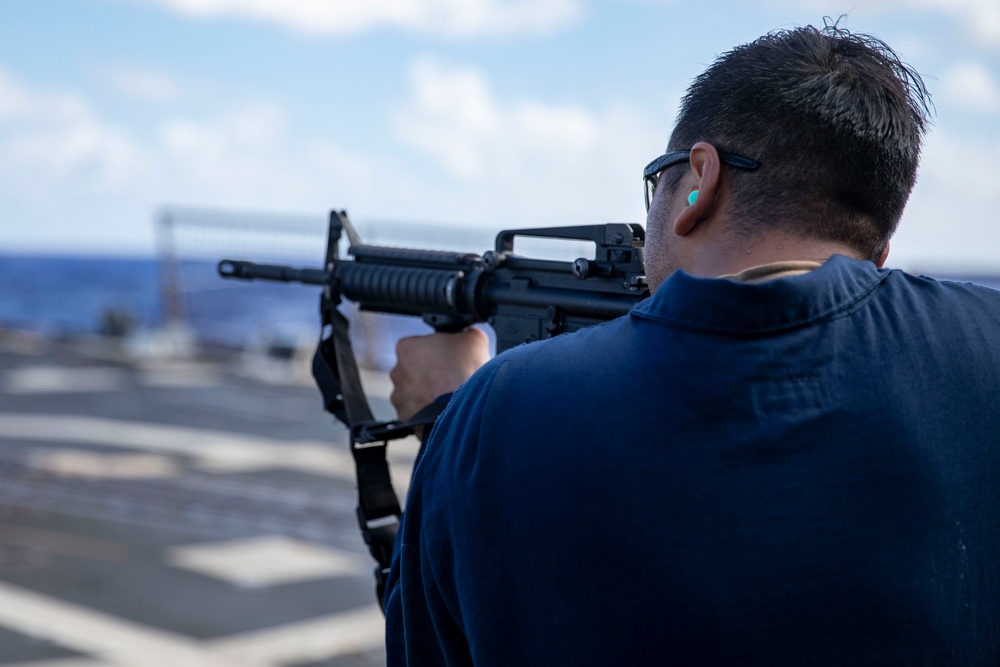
[312, 292, 447, 609]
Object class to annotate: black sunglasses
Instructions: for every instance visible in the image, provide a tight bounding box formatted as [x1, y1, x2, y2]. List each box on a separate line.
[643, 150, 760, 211]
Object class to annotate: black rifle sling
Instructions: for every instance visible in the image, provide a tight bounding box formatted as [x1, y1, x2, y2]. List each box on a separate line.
[313, 295, 402, 607]
[313, 293, 452, 608]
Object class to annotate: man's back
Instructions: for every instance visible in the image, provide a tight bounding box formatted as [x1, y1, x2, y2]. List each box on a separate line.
[386, 256, 1000, 665]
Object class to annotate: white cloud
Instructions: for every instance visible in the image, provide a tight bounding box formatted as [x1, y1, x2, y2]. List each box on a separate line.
[904, 0, 1000, 46]
[0, 69, 89, 124]
[151, 103, 377, 208]
[765, 0, 1000, 48]
[398, 59, 501, 177]
[391, 57, 665, 227]
[125, 0, 583, 38]
[890, 128, 1000, 270]
[0, 65, 378, 253]
[100, 64, 185, 103]
[0, 68, 143, 189]
[940, 62, 1000, 112]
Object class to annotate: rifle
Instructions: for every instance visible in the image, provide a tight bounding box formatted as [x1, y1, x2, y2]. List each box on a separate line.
[217, 209, 648, 605]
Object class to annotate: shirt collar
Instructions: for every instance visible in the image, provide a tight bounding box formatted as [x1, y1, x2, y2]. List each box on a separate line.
[724, 260, 822, 283]
[631, 254, 888, 335]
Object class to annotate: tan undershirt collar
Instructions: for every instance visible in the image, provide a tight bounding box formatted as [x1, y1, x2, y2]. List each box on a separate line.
[725, 260, 823, 284]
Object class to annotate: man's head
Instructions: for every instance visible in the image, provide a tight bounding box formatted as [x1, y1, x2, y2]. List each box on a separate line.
[645, 21, 932, 285]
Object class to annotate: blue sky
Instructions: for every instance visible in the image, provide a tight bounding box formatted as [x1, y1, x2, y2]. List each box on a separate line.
[1, 0, 998, 271]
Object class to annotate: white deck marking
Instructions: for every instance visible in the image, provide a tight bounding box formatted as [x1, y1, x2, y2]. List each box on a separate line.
[30, 450, 180, 479]
[205, 605, 385, 664]
[0, 580, 385, 666]
[0, 414, 357, 478]
[0, 413, 417, 492]
[165, 535, 366, 588]
[0, 581, 248, 667]
[3, 367, 127, 394]
[0, 659, 109, 667]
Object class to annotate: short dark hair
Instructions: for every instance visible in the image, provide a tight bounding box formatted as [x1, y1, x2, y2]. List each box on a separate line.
[667, 20, 933, 260]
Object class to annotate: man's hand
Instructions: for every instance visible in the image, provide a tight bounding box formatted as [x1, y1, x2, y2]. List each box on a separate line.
[390, 328, 491, 423]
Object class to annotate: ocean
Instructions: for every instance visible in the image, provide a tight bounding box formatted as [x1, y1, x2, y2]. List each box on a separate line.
[0, 254, 430, 369]
[0, 254, 307, 341]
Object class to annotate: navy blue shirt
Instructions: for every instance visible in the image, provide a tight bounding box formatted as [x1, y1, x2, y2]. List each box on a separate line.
[385, 256, 1000, 665]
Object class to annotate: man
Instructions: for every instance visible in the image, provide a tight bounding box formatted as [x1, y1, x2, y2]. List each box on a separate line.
[384, 23, 1000, 665]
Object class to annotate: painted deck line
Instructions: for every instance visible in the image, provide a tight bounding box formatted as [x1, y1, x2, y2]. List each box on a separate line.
[0, 414, 355, 478]
[0, 580, 385, 667]
[0, 581, 246, 667]
[0, 413, 417, 495]
[0, 659, 109, 667]
[205, 605, 385, 664]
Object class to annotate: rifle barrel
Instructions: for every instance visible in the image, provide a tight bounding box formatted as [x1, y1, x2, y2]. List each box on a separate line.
[217, 260, 329, 286]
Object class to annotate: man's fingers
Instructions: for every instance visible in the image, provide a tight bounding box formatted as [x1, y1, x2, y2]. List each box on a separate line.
[389, 329, 492, 422]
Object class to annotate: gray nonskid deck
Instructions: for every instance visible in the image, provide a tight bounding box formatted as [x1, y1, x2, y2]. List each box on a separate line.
[0, 339, 415, 666]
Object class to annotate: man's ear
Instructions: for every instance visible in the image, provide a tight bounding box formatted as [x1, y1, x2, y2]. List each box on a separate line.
[673, 141, 723, 237]
[876, 241, 890, 268]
